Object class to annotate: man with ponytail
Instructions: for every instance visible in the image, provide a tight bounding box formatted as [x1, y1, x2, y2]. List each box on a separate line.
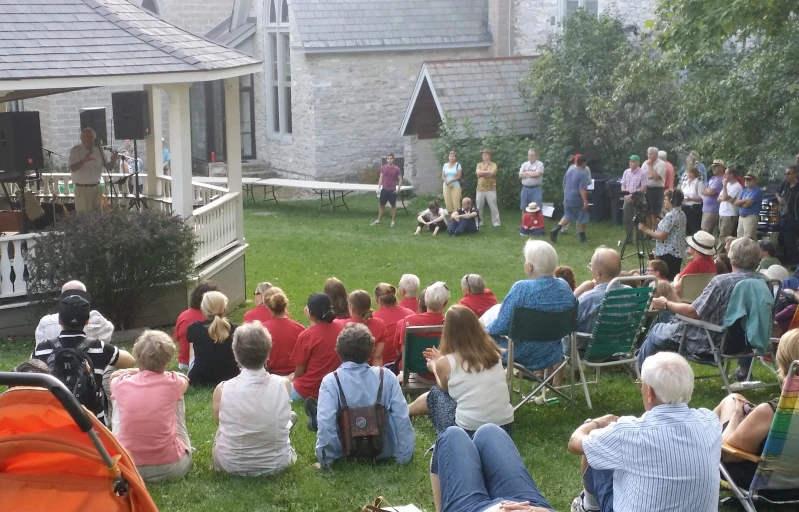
[187, 291, 239, 387]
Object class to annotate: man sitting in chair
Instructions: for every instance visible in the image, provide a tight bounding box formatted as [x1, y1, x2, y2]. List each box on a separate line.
[568, 352, 722, 512]
[637, 237, 763, 370]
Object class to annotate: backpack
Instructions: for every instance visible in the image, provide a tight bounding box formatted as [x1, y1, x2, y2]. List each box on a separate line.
[46, 338, 104, 415]
[334, 368, 387, 460]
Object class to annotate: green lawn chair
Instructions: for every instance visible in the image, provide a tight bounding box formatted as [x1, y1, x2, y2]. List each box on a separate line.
[401, 324, 443, 398]
[720, 360, 799, 511]
[572, 275, 655, 409]
[505, 304, 578, 410]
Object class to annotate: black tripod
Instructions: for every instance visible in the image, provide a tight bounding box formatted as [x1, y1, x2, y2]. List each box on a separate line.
[114, 140, 148, 211]
[619, 207, 652, 275]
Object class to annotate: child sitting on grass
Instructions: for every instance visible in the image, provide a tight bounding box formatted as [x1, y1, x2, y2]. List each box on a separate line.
[519, 202, 545, 236]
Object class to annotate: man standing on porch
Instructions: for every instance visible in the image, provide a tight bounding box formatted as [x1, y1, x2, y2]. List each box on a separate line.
[68, 127, 118, 213]
[372, 153, 402, 227]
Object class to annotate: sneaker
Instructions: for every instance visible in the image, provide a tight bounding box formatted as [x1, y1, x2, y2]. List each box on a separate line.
[732, 367, 749, 382]
[304, 398, 318, 432]
[371, 220, 381, 225]
[579, 233, 588, 244]
[289, 411, 298, 429]
[390, 221, 395, 228]
[571, 497, 586, 512]
[550, 227, 559, 243]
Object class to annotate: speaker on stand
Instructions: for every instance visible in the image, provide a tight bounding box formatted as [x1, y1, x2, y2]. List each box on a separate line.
[0, 111, 44, 234]
[111, 91, 151, 211]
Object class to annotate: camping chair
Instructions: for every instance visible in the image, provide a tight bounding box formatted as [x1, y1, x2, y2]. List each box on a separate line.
[719, 360, 799, 512]
[401, 324, 443, 398]
[680, 273, 715, 303]
[504, 304, 578, 410]
[676, 278, 777, 394]
[572, 276, 656, 409]
[0, 372, 157, 512]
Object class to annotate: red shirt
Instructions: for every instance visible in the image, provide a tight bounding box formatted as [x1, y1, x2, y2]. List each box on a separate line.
[521, 211, 544, 229]
[398, 297, 419, 312]
[458, 289, 499, 318]
[243, 304, 273, 324]
[678, 255, 717, 279]
[173, 308, 205, 364]
[263, 317, 306, 376]
[290, 321, 343, 399]
[335, 316, 387, 363]
[395, 312, 444, 377]
[373, 305, 415, 364]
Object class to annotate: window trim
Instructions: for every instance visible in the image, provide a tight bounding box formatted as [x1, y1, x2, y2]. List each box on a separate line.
[240, 74, 257, 160]
[265, 0, 292, 141]
[559, 0, 600, 23]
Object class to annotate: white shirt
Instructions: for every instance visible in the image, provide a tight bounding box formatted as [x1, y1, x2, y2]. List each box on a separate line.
[582, 403, 722, 512]
[68, 144, 106, 185]
[35, 310, 115, 344]
[642, 159, 667, 188]
[446, 354, 514, 431]
[519, 160, 545, 187]
[420, 208, 448, 221]
[719, 181, 743, 216]
[213, 368, 296, 476]
[681, 176, 703, 203]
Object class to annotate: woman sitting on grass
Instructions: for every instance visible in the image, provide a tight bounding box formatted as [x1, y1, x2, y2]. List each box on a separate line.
[243, 281, 273, 323]
[187, 291, 239, 387]
[712, 330, 799, 501]
[110, 330, 191, 482]
[173, 280, 218, 372]
[414, 201, 448, 237]
[324, 277, 350, 320]
[315, 323, 414, 468]
[372, 283, 414, 369]
[213, 321, 297, 476]
[335, 289, 387, 366]
[408, 305, 513, 437]
[262, 287, 305, 376]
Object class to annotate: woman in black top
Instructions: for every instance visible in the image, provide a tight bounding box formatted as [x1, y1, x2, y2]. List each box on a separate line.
[188, 291, 239, 386]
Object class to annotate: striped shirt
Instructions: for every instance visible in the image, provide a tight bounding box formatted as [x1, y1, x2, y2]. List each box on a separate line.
[582, 403, 722, 512]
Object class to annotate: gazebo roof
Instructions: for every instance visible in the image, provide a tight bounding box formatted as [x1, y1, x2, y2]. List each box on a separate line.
[0, 0, 261, 100]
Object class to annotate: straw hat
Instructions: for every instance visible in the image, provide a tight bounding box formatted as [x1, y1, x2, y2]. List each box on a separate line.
[525, 202, 541, 213]
[685, 231, 717, 256]
[761, 265, 790, 282]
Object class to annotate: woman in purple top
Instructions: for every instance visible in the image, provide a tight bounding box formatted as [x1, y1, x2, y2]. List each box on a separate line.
[372, 153, 403, 227]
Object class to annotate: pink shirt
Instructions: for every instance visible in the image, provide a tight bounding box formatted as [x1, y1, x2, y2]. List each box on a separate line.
[111, 371, 188, 466]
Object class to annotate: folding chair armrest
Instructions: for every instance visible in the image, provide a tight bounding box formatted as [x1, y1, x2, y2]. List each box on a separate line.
[675, 314, 723, 332]
[721, 442, 762, 464]
[576, 332, 593, 340]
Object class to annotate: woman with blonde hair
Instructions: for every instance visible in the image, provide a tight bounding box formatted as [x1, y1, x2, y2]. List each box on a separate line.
[409, 305, 514, 512]
[324, 277, 350, 320]
[712, 330, 799, 501]
[335, 290, 387, 366]
[243, 281, 274, 324]
[110, 330, 191, 481]
[372, 283, 414, 367]
[187, 291, 239, 386]
[262, 287, 304, 376]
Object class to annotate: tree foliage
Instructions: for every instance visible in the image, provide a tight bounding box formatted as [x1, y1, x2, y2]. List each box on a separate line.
[29, 208, 198, 329]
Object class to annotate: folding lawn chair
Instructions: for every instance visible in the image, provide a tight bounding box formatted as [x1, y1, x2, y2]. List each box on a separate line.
[505, 304, 578, 410]
[719, 360, 799, 512]
[680, 273, 715, 303]
[401, 324, 443, 398]
[0, 372, 157, 512]
[572, 275, 655, 409]
[676, 278, 777, 394]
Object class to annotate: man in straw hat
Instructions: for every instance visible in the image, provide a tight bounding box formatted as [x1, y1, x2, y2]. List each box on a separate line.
[700, 159, 726, 234]
[735, 171, 762, 241]
[520, 202, 545, 236]
[673, 230, 718, 295]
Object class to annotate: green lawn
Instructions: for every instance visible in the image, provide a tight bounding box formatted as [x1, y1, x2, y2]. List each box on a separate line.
[0, 194, 779, 511]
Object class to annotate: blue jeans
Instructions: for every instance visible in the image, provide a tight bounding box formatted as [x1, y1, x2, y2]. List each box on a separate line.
[448, 218, 478, 235]
[583, 466, 614, 512]
[521, 185, 543, 211]
[436, 425, 552, 512]
[636, 322, 679, 370]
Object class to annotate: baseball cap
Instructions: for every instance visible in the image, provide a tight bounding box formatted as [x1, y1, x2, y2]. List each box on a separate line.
[629, 155, 640, 162]
[58, 290, 92, 330]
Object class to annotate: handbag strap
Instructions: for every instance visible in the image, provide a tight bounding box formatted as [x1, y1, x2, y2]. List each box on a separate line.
[375, 368, 384, 406]
[333, 371, 349, 408]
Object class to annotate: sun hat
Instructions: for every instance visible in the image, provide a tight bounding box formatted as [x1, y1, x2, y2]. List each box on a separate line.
[712, 159, 726, 168]
[629, 155, 641, 162]
[685, 231, 717, 256]
[525, 202, 541, 213]
[762, 264, 790, 282]
[744, 171, 759, 179]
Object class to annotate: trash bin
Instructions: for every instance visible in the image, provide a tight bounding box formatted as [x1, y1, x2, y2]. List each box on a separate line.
[608, 178, 623, 225]
[589, 173, 611, 222]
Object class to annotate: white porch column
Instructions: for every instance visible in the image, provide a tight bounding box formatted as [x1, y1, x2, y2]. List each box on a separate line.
[164, 83, 193, 220]
[224, 77, 244, 243]
[144, 84, 163, 197]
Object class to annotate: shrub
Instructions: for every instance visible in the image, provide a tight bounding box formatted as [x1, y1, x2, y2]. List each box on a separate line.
[28, 208, 198, 329]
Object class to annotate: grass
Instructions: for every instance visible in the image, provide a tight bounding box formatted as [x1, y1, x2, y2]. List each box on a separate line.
[0, 194, 781, 511]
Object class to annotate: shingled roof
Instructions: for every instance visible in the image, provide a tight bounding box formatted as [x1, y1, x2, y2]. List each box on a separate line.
[400, 57, 536, 139]
[291, 0, 491, 53]
[0, 0, 259, 81]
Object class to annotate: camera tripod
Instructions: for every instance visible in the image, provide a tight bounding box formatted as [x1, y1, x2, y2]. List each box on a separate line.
[619, 209, 652, 275]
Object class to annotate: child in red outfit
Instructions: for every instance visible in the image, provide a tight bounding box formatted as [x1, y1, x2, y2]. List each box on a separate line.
[519, 202, 545, 236]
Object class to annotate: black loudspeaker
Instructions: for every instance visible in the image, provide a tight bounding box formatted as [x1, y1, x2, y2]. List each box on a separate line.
[111, 91, 151, 140]
[0, 111, 44, 172]
[79, 107, 108, 147]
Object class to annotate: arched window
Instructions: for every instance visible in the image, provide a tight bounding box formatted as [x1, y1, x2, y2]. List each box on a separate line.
[265, 0, 292, 137]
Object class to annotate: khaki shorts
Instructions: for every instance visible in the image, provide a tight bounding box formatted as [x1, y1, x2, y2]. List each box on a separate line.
[719, 215, 738, 239]
[701, 212, 719, 234]
[737, 215, 759, 241]
[74, 184, 102, 212]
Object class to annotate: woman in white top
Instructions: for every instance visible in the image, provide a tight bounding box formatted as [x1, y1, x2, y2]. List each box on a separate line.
[680, 158, 703, 236]
[441, 150, 463, 212]
[212, 321, 297, 476]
